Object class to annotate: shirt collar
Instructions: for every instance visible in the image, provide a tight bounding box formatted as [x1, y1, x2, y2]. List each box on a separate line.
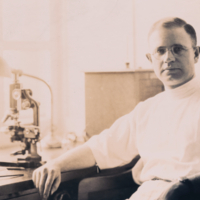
[164, 76, 200, 99]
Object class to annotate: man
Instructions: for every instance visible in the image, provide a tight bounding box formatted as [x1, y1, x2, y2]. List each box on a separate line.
[33, 17, 200, 200]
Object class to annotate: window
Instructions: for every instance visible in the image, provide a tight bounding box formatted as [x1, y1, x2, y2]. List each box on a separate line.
[0, 0, 68, 147]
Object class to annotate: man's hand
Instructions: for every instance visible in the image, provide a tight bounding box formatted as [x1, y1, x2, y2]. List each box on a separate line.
[32, 162, 61, 199]
[32, 144, 96, 199]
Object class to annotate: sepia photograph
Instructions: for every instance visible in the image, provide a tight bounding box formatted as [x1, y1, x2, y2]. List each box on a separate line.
[0, 0, 200, 199]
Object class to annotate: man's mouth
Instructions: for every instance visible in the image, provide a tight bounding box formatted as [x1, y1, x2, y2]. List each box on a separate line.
[162, 68, 180, 73]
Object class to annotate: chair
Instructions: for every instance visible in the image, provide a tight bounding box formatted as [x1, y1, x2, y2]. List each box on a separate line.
[50, 154, 200, 200]
[78, 169, 139, 200]
[50, 155, 140, 200]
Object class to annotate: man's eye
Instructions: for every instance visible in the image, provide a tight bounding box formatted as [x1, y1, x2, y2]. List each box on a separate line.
[156, 48, 166, 55]
[173, 46, 183, 54]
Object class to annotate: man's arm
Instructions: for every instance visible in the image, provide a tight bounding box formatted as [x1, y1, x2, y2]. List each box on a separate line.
[32, 143, 96, 199]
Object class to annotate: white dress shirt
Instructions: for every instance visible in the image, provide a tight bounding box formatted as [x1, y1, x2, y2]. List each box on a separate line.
[87, 77, 200, 185]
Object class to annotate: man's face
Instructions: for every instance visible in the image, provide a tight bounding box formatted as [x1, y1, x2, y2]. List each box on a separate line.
[147, 27, 199, 89]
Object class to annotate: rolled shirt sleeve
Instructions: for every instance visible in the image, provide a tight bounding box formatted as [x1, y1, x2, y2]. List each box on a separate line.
[86, 105, 140, 169]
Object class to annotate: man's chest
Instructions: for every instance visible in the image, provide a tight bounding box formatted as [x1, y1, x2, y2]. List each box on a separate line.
[136, 99, 200, 159]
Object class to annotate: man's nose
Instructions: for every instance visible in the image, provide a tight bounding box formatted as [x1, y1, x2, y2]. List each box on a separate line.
[163, 49, 175, 63]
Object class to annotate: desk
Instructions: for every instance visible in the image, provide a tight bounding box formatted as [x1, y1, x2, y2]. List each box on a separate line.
[0, 144, 97, 200]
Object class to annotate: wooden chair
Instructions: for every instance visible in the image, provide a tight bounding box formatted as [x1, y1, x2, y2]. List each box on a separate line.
[78, 169, 139, 200]
[51, 154, 200, 200]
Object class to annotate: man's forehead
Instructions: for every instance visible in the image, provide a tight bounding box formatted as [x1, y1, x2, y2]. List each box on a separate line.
[148, 26, 193, 50]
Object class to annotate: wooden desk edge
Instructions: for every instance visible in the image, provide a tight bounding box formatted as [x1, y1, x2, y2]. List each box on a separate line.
[0, 167, 97, 199]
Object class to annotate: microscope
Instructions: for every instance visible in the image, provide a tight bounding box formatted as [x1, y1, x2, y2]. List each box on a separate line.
[0, 70, 42, 168]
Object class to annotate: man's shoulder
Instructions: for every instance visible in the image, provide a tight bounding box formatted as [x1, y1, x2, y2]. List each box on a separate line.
[128, 91, 165, 117]
[138, 91, 165, 108]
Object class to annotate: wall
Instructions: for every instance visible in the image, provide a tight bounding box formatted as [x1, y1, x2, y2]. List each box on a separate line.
[65, 0, 134, 136]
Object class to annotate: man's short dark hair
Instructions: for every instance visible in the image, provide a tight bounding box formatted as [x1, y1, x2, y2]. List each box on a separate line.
[148, 17, 197, 46]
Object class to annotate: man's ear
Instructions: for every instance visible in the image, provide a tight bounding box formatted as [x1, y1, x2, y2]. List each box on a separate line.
[194, 46, 200, 64]
[146, 53, 152, 63]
